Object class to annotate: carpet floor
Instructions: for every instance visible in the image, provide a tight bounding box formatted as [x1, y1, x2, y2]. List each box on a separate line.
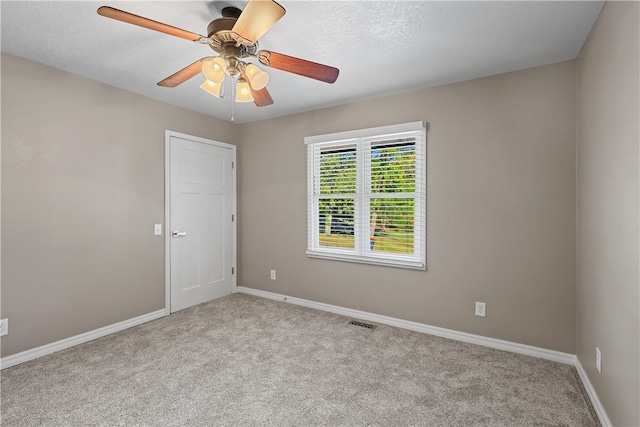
[1, 293, 599, 426]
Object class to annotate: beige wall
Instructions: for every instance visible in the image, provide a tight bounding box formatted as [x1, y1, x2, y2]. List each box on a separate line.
[237, 60, 577, 353]
[576, 2, 640, 426]
[2, 55, 579, 359]
[0, 53, 237, 357]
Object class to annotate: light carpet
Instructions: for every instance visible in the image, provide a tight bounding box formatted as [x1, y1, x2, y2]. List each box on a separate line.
[1, 293, 599, 426]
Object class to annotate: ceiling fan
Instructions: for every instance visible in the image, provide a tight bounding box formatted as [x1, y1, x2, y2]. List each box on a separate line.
[97, 0, 340, 107]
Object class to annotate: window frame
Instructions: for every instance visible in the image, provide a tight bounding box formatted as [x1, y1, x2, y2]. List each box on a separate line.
[305, 121, 427, 270]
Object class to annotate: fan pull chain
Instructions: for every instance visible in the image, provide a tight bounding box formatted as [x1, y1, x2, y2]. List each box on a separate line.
[231, 80, 235, 123]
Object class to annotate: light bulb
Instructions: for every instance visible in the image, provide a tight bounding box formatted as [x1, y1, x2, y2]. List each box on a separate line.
[245, 63, 270, 90]
[201, 57, 227, 83]
[200, 79, 221, 98]
[235, 78, 254, 103]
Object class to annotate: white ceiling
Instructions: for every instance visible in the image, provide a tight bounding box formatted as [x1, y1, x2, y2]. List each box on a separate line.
[1, 1, 603, 124]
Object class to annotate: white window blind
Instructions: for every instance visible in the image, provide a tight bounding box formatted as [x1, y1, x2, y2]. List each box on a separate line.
[306, 121, 426, 269]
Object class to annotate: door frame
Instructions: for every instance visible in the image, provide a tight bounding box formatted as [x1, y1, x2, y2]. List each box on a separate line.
[164, 130, 237, 316]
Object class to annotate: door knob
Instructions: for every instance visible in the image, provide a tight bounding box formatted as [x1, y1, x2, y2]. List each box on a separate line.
[172, 231, 187, 237]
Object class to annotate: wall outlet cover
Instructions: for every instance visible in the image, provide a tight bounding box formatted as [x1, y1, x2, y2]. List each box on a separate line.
[475, 302, 486, 317]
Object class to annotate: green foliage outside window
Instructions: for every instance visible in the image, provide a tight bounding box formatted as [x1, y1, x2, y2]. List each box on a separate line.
[318, 141, 415, 254]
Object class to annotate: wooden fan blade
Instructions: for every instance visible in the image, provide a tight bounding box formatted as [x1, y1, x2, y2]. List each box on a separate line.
[231, 0, 286, 45]
[241, 72, 274, 107]
[97, 6, 206, 42]
[258, 50, 339, 83]
[251, 86, 274, 107]
[158, 58, 213, 87]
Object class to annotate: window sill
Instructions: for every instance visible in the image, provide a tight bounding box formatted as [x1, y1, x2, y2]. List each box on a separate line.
[306, 250, 425, 270]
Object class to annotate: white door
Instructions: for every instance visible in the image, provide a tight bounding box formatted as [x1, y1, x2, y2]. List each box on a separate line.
[166, 131, 235, 313]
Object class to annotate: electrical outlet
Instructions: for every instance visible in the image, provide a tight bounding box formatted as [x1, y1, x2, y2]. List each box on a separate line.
[475, 302, 486, 317]
[270, 270, 276, 280]
[0, 318, 8, 336]
[596, 347, 602, 373]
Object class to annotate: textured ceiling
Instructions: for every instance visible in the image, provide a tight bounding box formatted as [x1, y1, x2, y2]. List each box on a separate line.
[1, 1, 604, 124]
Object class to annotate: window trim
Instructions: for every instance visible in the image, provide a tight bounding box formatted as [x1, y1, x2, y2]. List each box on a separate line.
[305, 121, 427, 270]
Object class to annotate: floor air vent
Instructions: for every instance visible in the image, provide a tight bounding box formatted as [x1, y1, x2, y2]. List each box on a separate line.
[348, 320, 377, 330]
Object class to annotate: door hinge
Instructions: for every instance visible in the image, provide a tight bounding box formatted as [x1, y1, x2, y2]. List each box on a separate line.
[232, 267, 235, 275]
[232, 161, 235, 169]
[232, 214, 235, 222]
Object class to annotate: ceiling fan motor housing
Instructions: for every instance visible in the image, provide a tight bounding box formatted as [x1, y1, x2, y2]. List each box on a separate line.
[207, 8, 258, 78]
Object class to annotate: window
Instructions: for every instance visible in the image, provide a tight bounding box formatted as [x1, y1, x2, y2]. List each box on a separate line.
[306, 121, 426, 269]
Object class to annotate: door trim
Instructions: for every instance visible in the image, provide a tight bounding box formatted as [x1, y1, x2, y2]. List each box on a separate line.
[164, 130, 237, 316]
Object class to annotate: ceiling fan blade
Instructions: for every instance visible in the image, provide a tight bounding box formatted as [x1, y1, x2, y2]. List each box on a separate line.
[258, 50, 339, 84]
[241, 72, 274, 107]
[231, 0, 286, 45]
[158, 58, 213, 87]
[250, 86, 274, 107]
[97, 6, 207, 42]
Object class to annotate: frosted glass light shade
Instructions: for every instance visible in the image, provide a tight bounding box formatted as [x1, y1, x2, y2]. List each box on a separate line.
[202, 57, 227, 83]
[245, 63, 269, 90]
[200, 79, 221, 98]
[235, 78, 254, 103]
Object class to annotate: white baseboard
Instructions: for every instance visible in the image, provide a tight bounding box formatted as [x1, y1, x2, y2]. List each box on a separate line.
[236, 286, 575, 365]
[575, 357, 612, 426]
[0, 309, 166, 370]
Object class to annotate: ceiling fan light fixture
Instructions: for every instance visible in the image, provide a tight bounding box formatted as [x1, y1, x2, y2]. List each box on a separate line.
[245, 63, 269, 90]
[200, 79, 222, 98]
[235, 78, 254, 103]
[202, 57, 227, 83]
